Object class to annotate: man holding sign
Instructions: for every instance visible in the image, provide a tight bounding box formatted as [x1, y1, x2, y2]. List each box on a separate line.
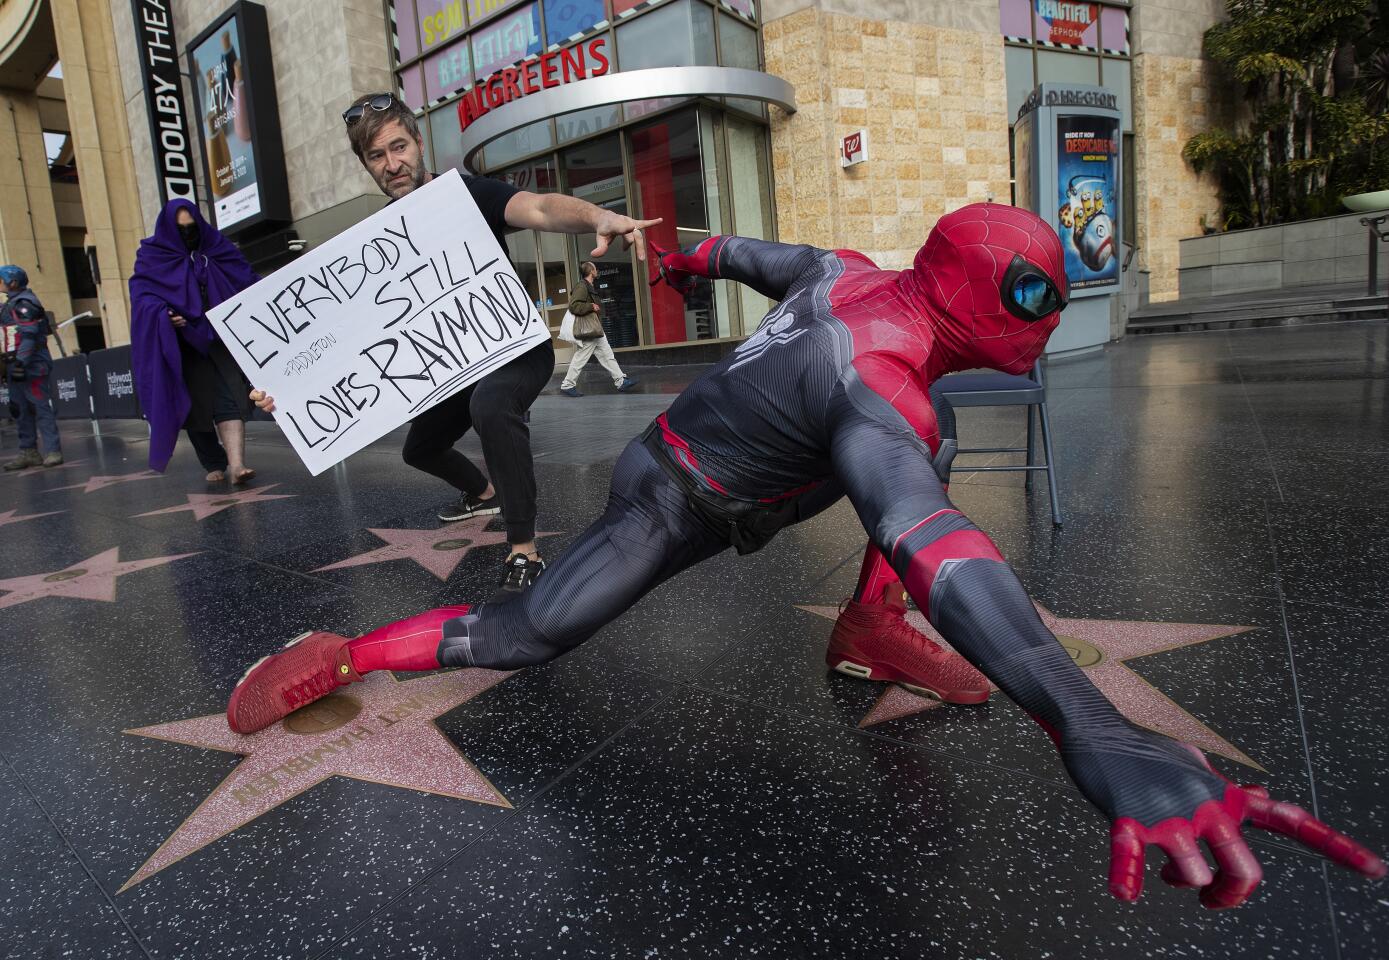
[250, 93, 659, 595]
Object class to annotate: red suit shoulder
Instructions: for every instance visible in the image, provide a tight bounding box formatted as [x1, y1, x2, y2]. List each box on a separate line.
[833, 249, 879, 270]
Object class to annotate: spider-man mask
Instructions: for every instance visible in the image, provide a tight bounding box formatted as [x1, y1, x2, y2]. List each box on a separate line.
[910, 203, 1068, 376]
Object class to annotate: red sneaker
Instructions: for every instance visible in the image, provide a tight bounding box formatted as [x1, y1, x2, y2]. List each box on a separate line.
[826, 599, 990, 704]
[226, 631, 362, 734]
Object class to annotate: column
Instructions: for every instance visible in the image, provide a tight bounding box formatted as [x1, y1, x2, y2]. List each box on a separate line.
[50, 0, 143, 346]
[0, 89, 73, 333]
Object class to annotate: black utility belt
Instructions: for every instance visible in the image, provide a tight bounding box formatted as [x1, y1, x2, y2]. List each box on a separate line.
[640, 422, 801, 556]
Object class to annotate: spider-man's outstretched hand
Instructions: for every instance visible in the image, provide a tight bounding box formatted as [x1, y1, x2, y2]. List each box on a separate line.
[1056, 720, 1385, 908]
[647, 241, 698, 297]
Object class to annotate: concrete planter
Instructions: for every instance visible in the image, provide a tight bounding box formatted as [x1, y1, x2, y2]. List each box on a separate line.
[1177, 210, 1389, 296]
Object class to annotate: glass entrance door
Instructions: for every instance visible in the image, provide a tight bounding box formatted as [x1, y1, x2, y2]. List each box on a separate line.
[629, 107, 723, 344]
[562, 134, 640, 347]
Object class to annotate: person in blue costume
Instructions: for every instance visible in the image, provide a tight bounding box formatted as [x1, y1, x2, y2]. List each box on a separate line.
[1, 265, 61, 470]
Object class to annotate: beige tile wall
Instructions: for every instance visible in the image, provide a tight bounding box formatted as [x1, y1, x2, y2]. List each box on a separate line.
[763, 8, 1011, 270]
[1131, 52, 1225, 302]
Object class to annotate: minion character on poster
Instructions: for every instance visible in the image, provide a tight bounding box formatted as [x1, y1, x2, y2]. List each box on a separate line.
[1056, 114, 1119, 290]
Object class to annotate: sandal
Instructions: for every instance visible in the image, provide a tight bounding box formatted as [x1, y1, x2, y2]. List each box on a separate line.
[231, 467, 256, 485]
[205, 470, 226, 482]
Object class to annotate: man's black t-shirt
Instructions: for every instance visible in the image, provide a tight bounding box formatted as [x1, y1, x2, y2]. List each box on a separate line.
[390, 172, 519, 251]
[460, 173, 519, 250]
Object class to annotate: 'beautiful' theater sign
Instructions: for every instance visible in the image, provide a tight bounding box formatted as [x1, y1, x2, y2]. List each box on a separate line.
[456, 36, 610, 131]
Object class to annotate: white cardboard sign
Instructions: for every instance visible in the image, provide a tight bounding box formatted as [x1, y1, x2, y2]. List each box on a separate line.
[207, 170, 547, 475]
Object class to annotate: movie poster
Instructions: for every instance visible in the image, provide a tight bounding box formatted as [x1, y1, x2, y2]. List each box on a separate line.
[190, 18, 259, 230]
[1055, 113, 1119, 290]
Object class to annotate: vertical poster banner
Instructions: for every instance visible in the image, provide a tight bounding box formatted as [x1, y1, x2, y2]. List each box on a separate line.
[189, 17, 259, 230]
[470, 1, 542, 80]
[87, 346, 143, 419]
[1056, 113, 1119, 290]
[719, 0, 756, 20]
[424, 38, 473, 103]
[1013, 111, 1034, 212]
[544, 0, 607, 43]
[50, 355, 93, 420]
[469, 0, 525, 25]
[417, 0, 467, 51]
[206, 172, 549, 476]
[129, 0, 197, 204]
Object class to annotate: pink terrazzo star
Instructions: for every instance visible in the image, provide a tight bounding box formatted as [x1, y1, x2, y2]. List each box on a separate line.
[55, 469, 163, 494]
[0, 507, 63, 527]
[799, 602, 1262, 769]
[312, 516, 559, 581]
[0, 547, 199, 610]
[134, 483, 296, 521]
[121, 667, 514, 890]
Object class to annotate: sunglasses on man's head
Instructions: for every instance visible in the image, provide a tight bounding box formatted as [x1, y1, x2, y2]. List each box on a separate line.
[342, 94, 396, 126]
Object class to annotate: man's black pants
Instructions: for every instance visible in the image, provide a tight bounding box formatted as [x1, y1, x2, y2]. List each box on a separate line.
[401, 340, 554, 544]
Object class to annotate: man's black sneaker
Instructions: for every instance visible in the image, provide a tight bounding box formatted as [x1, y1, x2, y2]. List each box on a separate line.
[495, 552, 545, 598]
[438, 493, 501, 523]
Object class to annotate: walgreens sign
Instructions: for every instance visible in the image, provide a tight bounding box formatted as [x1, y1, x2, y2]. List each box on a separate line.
[457, 36, 610, 131]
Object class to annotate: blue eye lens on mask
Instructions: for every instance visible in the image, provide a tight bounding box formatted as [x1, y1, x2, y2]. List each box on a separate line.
[1001, 254, 1066, 322]
[1012, 275, 1056, 314]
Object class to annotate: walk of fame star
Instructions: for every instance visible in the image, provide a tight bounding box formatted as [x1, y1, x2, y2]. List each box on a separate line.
[0, 507, 63, 527]
[0, 547, 199, 610]
[121, 668, 514, 890]
[55, 469, 163, 494]
[134, 484, 296, 521]
[799, 602, 1262, 770]
[312, 516, 559, 581]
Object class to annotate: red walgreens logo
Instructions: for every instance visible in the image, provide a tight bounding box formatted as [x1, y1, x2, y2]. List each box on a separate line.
[841, 130, 868, 167]
[457, 36, 610, 132]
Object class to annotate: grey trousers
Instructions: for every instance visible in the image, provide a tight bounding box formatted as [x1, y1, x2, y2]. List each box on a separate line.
[561, 336, 626, 390]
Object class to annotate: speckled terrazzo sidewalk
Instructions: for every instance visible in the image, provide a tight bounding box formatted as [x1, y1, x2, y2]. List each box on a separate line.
[1, 320, 1386, 959]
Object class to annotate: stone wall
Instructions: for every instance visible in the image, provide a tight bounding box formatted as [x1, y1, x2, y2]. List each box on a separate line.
[762, 5, 1011, 270]
[1130, 0, 1227, 58]
[1129, 0, 1228, 302]
[1129, 54, 1228, 303]
[110, 0, 393, 237]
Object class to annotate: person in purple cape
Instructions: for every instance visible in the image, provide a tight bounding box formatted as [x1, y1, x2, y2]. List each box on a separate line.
[130, 199, 260, 482]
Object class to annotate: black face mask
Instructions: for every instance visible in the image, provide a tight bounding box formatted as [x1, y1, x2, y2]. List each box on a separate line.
[178, 222, 202, 251]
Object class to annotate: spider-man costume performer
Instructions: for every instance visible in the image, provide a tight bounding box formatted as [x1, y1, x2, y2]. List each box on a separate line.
[228, 203, 1384, 907]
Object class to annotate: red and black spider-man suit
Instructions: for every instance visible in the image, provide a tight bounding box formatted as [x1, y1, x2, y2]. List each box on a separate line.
[228, 203, 1383, 906]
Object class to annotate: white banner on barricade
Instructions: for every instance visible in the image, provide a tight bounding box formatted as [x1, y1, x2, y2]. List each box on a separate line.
[207, 170, 547, 475]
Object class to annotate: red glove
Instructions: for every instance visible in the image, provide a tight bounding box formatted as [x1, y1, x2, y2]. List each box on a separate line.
[1103, 744, 1385, 908]
[647, 241, 697, 297]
